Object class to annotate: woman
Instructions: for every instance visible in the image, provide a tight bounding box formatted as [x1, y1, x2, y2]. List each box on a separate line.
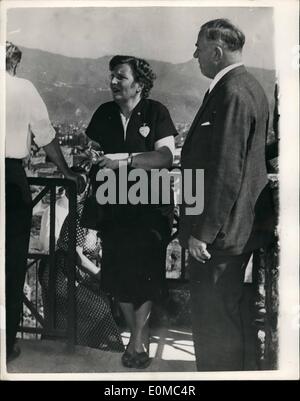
[86, 55, 177, 368]
[39, 200, 124, 353]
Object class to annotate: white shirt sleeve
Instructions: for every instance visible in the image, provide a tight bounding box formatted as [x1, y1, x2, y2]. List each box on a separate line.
[28, 82, 56, 148]
[154, 135, 175, 156]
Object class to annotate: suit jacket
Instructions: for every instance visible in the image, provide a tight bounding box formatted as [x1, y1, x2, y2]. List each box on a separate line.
[178, 66, 275, 255]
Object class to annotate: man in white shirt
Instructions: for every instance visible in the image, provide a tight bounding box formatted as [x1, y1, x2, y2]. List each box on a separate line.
[5, 42, 85, 362]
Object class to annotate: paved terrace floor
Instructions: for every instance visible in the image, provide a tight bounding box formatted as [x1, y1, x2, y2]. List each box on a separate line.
[5, 327, 196, 377]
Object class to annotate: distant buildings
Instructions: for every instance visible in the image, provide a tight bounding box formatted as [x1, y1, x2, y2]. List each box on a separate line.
[54, 122, 88, 147]
[27, 120, 189, 177]
[175, 122, 190, 148]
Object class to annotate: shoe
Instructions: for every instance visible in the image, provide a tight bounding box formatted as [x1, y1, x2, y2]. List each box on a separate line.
[121, 348, 136, 368]
[133, 351, 151, 369]
[7, 344, 21, 363]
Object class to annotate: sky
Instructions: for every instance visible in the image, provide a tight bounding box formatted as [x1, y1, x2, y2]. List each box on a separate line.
[6, 6, 275, 69]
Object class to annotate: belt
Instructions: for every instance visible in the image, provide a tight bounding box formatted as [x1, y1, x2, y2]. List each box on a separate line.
[5, 158, 23, 164]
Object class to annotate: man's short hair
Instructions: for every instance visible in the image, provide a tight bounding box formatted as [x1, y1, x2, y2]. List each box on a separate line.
[6, 41, 22, 72]
[200, 19, 245, 51]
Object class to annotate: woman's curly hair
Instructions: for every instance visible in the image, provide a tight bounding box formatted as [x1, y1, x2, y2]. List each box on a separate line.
[109, 55, 156, 98]
[6, 41, 22, 74]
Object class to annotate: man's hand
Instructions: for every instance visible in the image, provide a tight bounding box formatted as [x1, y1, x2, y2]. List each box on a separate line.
[188, 236, 211, 263]
[43, 138, 86, 194]
[65, 171, 86, 194]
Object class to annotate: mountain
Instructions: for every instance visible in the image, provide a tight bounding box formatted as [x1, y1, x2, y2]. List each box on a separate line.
[17, 47, 276, 126]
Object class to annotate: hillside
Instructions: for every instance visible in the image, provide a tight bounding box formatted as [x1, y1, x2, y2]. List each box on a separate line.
[17, 47, 276, 126]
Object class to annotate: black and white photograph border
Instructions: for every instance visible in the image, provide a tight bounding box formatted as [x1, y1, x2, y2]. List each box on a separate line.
[0, 0, 298, 381]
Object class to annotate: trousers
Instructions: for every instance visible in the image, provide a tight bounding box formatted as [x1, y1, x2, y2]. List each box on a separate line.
[188, 251, 254, 371]
[5, 159, 32, 354]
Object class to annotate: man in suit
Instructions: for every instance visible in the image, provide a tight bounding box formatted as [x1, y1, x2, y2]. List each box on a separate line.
[179, 19, 275, 371]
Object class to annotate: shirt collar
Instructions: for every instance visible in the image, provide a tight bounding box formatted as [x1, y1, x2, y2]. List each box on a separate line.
[209, 62, 244, 93]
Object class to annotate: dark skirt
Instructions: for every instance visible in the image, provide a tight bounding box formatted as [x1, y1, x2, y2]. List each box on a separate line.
[100, 209, 172, 309]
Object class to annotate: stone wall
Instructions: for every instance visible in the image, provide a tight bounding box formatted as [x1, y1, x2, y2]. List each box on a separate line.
[253, 174, 279, 369]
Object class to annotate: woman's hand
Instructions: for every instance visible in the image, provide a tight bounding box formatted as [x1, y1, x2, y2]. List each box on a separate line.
[98, 155, 119, 170]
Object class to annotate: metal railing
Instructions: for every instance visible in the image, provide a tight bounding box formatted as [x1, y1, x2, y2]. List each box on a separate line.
[20, 174, 187, 348]
[19, 174, 279, 369]
[20, 177, 77, 352]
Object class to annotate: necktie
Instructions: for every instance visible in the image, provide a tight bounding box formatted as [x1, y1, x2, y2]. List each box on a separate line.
[202, 89, 210, 105]
[183, 89, 210, 144]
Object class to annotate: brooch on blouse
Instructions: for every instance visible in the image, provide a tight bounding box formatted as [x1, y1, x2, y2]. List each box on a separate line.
[139, 123, 150, 138]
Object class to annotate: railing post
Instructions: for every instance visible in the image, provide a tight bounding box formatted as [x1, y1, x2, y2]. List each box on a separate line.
[24, 177, 78, 344]
[180, 247, 186, 281]
[66, 180, 77, 352]
[253, 175, 279, 369]
[48, 185, 57, 333]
